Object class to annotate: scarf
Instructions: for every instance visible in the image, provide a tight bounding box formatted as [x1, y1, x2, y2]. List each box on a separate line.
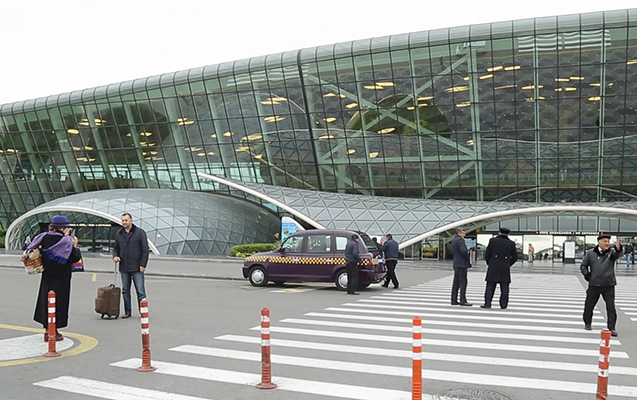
[25, 231, 74, 264]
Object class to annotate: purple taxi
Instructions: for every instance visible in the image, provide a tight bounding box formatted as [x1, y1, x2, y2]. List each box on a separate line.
[243, 229, 387, 290]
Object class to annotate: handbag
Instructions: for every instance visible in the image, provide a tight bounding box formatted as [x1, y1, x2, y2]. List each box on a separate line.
[72, 258, 85, 272]
[22, 247, 44, 275]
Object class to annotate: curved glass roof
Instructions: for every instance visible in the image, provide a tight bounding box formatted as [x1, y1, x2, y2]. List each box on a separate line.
[5, 189, 280, 255]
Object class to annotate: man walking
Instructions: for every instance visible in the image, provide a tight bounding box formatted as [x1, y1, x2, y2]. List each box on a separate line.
[345, 234, 361, 295]
[113, 213, 149, 318]
[451, 227, 472, 306]
[580, 234, 622, 337]
[623, 242, 633, 268]
[481, 227, 518, 309]
[381, 233, 399, 289]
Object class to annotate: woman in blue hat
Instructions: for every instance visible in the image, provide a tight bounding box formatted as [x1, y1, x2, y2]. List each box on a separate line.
[28, 215, 82, 341]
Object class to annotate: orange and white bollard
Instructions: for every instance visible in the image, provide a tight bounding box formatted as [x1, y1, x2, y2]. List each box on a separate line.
[412, 316, 422, 400]
[43, 291, 61, 358]
[137, 299, 156, 372]
[256, 308, 277, 389]
[596, 329, 611, 400]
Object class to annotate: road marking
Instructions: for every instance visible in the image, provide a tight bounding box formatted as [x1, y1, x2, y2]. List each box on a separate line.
[0, 334, 74, 360]
[380, 292, 588, 309]
[359, 298, 604, 319]
[34, 376, 207, 399]
[215, 334, 637, 377]
[112, 358, 421, 400]
[340, 302, 596, 326]
[279, 317, 617, 345]
[317, 309, 613, 335]
[92, 273, 97, 282]
[248, 325, 629, 358]
[170, 344, 637, 397]
[0, 323, 98, 366]
[270, 287, 316, 293]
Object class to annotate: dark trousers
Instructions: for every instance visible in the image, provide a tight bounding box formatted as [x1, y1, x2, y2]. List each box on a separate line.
[484, 281, 509, 308]
[583, 285, 617, 330]
[346, 261, 359, 293]
[451, 267, 468, 303]
[383, 259, 399, 288]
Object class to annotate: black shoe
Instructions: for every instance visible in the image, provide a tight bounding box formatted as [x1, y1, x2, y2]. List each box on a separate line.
[611, 330, 618, 337]
[348, 292, 360, 295]
[584, 325, 592, 331]
[122, 312, 132, 319]
[460, 302, 473, 307]
[451, 302, 460, 305]
[381, 283, 389, 288]
[480, 305, 491, 309]
[393, 286, 399, 289]
[500, 306, 507, 309]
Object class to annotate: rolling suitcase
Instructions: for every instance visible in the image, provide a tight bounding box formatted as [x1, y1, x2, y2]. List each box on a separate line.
[95, 262, 121, 319]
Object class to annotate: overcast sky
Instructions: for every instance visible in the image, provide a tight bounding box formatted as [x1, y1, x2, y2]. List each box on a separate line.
[0, 0, 635, 105]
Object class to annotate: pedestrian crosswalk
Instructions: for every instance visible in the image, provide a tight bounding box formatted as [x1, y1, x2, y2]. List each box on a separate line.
[34, 273, 637, 399]
[616, 276, 637, 328]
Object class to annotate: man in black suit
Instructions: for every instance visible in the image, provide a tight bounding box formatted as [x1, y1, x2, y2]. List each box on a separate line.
[451, 227, 472, 306]
[482, 227, 518, 309]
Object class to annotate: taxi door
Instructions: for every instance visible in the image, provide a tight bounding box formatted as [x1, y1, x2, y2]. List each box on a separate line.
[267, 234, 305, 280]
[301, 233, 334, 280]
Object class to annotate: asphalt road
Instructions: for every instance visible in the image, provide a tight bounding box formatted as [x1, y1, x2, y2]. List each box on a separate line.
[1, 260, 637, 400]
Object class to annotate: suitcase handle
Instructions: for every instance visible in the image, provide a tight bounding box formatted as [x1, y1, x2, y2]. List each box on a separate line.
[114, 261, 121, 287]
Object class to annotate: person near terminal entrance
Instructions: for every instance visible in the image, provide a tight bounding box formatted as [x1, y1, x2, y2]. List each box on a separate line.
[528, 243, 534, 262]
[380, 233, 399, 289]
[344, 234, 361, 295]
[451, 227, 472, 306]
[113, 213, 149, 318]
[481, 227, 518, 309]
[580, 234, 622, 337]
[623, 242, 633, 268]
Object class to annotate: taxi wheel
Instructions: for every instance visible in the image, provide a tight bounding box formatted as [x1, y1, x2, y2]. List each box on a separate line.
[249, 266, 269, 287]
[334, 269, 348, 291]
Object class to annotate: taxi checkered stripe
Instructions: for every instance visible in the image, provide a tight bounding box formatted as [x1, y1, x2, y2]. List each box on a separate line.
[245, 255, 374, 266]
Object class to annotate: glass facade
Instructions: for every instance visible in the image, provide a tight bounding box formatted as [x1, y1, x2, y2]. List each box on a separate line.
[1, 9, 637, 230]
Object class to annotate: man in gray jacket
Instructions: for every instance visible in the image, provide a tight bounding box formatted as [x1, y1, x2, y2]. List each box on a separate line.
[113, 213, 149, 318]
[580, 234, 622, 337]
[451, 227, 472, 306]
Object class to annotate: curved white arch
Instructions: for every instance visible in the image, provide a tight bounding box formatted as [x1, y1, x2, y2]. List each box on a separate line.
[399, 205, 637, 249]
[5, 205, 160, 254]
[197, 172, 326, 229]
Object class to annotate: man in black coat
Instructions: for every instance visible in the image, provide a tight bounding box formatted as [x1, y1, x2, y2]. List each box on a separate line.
[481, 227, 518, 309]
[451, 227, 472, 306]
[113, 213, 149, 318]
[345, 234, 361, 295]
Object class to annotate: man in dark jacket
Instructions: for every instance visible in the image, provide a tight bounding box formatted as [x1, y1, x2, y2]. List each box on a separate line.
[113, 213, 149, 318]
[580, 234, 622, 337]
[380, 234, 399, 289]
[481, 227, 518, 309]
[451, 227, 472, 306]
[345, 234, 361, 295]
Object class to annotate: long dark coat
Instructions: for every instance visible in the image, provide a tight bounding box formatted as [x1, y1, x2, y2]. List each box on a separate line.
[33, 234, 82, 329]
[484, 235, 518, 283]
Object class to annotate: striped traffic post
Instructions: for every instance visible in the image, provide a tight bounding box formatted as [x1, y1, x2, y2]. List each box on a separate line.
[596, 329, 611, 400]
[137, 299, 156, 372]
[412, 316, 422, 400]
[43, 291, 61, 358]
[256, 308, 277, 389]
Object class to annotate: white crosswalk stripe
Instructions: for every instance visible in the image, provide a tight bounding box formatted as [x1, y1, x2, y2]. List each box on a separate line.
[616, 276, 637, 330]
[34, 273, 637, 399]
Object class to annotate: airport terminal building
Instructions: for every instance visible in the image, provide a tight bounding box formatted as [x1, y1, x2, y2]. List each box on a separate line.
[1, 9, 637, 259]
